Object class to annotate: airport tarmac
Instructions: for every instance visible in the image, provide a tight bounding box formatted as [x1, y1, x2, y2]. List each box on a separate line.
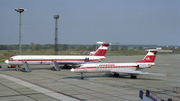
[0, 54, 180, 101]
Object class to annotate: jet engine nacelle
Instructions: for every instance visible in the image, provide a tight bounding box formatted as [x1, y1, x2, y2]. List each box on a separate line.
[137, 64, 151, 69]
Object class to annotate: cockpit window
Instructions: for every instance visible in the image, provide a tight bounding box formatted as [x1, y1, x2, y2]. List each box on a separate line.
[8, 58, 13, 60]
[77, 65, 83, 67]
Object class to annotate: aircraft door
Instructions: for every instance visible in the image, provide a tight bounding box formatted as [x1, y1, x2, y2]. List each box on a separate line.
[84, 57, 89, 62]
[82, 65, 87, 72]
[79, 65, 87, 72]
[96, 64, 99, 71]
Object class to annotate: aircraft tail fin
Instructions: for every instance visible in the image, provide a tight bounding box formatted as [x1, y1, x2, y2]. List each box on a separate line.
[136, 50, 157, 64]
[136, 49, 173, 68]
[136, 49, 174, 64]
[89, 42, 110, 56]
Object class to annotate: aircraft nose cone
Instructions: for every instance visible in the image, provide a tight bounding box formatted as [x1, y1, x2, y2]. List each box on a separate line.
[5, 60, 9, 64]
[70, 68, 74, 72]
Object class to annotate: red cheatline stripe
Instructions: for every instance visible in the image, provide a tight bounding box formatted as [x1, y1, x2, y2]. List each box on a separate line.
[75, 65, 137, 70]
[8, 58, 105, 62]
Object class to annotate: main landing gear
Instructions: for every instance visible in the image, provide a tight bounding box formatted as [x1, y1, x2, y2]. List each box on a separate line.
[129, 74, 137, 79]
[63, 64, 74, 69]
[113, 73, 119, 77]
[130, 76, 137, 79]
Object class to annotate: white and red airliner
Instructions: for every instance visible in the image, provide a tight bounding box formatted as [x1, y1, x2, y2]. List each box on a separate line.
[70, 49, 169, 79]
[5, 42, 110, 71]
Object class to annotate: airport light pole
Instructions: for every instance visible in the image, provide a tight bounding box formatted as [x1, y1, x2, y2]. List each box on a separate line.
[54, 15, 59, 55]
[15, 8, 25, 55]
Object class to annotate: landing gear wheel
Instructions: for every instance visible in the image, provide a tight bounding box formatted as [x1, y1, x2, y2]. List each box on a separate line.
[51, 67, 56, 71]
[81, 73, 84, 80]
[113, 73, 119, 77]
[130, 76, 137, 79]
[63, 64, 68, 69]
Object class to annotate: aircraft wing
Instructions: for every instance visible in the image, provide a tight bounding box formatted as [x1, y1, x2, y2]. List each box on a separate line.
[56, 61, 86, 65]
[110, 70, 169, 76]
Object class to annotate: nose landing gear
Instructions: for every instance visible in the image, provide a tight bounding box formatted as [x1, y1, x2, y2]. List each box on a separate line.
[81, 73, 84, 79]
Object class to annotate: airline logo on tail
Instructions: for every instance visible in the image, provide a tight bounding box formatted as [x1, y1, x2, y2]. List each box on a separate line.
[89, 42, 110, 56]
[136, 49, 174, 64]
[136, 51, 157, 63]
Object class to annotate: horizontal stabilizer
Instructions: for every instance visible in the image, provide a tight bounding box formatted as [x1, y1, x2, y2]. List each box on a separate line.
[89, 42, 111, 56]
[145, 49, 174, 52]
[97, 42, 111, 45]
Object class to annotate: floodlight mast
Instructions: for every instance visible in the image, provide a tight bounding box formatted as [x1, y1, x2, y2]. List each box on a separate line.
[15, 8, 26, 55]
[54, 15, 59, 55]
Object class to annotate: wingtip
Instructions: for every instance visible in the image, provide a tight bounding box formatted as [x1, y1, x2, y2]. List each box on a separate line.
[166, 74, 170, 76]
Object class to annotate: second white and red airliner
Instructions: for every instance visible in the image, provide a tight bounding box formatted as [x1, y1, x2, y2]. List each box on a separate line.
[70, 49, 169, 79]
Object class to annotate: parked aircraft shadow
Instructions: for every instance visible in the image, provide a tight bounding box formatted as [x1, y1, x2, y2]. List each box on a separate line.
[0, 68, 51, 71]
[65, 73, 161, 81]
[0, 65, 72, 71]
[0, 68, 18, 71]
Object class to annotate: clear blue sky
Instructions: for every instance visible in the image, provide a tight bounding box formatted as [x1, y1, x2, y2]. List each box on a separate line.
[0, 0, 180, 46]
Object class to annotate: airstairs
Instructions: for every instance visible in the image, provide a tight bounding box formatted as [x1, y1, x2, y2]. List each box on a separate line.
[139, 90, 173, 101]
[52, 59, 61, 71]
[140, 87, 180, 101]
[173, 87, 180, 101]
[21, 59, 60, 72]
[21, 60, 31, 72]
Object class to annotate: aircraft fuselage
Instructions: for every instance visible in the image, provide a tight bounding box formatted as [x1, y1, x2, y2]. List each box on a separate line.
[5, 55, 105, 65]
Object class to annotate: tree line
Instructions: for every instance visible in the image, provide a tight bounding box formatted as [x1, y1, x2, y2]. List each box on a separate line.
[0, 42, 177, 51]
[0, 42, 97, 51]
